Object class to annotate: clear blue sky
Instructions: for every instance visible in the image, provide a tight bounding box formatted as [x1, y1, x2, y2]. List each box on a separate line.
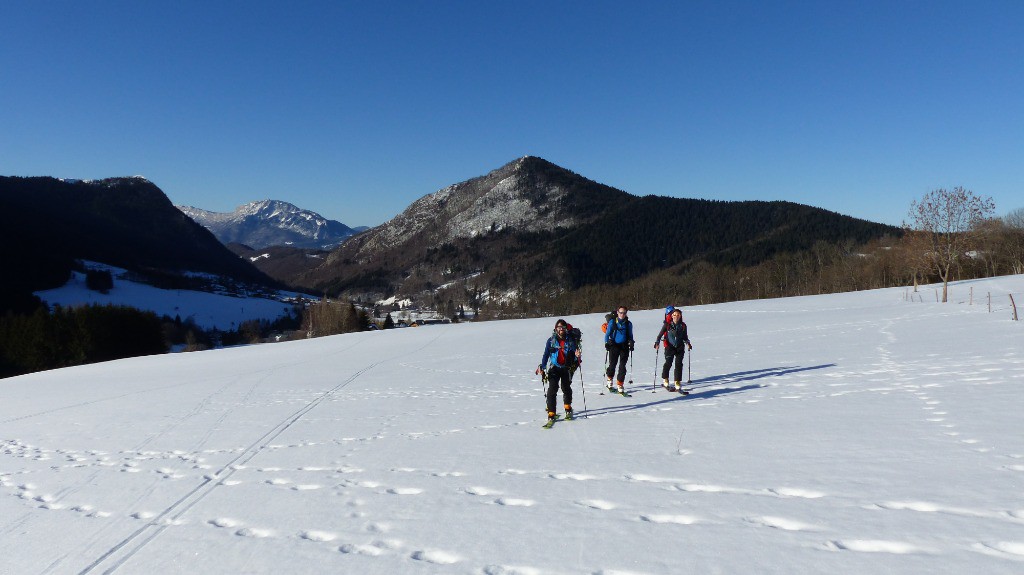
[3, 0, 1021, 227]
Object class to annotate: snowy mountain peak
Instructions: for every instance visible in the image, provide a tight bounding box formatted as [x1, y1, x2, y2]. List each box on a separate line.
[177, 200, 358, 250]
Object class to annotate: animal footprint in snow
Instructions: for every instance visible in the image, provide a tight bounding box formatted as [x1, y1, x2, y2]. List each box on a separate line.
[236, 527, 274, 538]
[746, 516, 821, 531]
[208, 518, 242, 528]
[300, 530, 337, 542]
[432, 471, 466, 477]
[973, 541, 1024, 558]
[386, 487, 423, 495]
[827, 539, 930, 554]
[339, 540, 398, 556]
[291, 484, 322, 491]
[339, 543, 384, 556]
[410, 549, 461, 564]
[770, 487, 825, 499]
[463, 486, 499, 496]
[548, 473, 597, 481]
[577, 499, 616, 510]
[640, 514, 699, 525]
[494, 498, 535, 507]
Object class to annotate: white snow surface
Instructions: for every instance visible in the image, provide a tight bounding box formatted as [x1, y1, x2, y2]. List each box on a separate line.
[4, 276, 1024, 574]
[34, 268, 296, 330]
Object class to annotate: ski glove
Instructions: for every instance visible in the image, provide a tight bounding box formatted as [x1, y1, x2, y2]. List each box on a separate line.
[604, 342, 612, 351]
[628, 342, 634, 351]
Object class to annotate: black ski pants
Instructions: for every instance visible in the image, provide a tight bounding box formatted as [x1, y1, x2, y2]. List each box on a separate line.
[546, 366, 573, 413]
[606, 344, 630, 383]
[661, 345, 685, 382]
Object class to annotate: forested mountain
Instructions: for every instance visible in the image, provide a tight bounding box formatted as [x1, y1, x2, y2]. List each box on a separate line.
[0, 176, 276, 312]
[298, 157, 899, 306]
[227, 243, 329, 286]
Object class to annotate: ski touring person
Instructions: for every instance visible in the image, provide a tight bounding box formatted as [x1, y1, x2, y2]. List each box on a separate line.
[536, 319, 582, 426]
[654, 307, 692, 392]
[604, 306, 635, 394]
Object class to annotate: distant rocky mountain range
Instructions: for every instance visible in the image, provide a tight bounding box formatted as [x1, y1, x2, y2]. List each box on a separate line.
[177, 200, 363, 250]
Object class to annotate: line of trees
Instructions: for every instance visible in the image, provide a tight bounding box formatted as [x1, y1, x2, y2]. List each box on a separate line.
[470, 193, 1022, 319]
[0, 304, 166, 378]
[301, 299, 370, 338]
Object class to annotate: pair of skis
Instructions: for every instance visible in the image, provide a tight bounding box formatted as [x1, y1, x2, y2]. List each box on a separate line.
[542, 411, 575, 429]
[600, 384, 632, 398]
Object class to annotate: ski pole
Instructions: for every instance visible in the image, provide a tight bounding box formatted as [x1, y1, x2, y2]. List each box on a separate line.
[578, 365, 588, 417]
[687, 348, 692, 384]
[652, 346, 659, 393]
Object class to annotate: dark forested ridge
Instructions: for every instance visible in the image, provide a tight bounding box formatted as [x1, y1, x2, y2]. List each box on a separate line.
[556, 196, 899, 288]
[0, 176, 275, 299]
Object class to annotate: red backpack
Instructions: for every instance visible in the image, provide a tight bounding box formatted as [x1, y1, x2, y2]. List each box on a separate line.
[662, 305, 684, 348]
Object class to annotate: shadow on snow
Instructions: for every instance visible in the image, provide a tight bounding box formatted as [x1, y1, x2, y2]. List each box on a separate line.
[576, 363, 836, 418]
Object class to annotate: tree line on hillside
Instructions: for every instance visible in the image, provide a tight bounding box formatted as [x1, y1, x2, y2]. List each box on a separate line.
[472, 204, 1024, 319]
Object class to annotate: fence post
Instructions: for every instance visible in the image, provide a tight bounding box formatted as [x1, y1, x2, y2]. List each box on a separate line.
[1011, 294, 1019, 321]
[970, 287, 973, 305]
[988, 292, 991, 313]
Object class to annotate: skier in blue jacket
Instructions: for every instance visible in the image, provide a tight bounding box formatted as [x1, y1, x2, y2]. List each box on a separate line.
[536, 319, 582, 423]
[604, 306, 635, 392]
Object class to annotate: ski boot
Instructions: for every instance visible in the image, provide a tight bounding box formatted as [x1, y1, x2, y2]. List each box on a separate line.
[543, 411, 557, 428]
[662, 378, 671, 391]
[675, 382, 689, 395]
[564, 405, 574, 420]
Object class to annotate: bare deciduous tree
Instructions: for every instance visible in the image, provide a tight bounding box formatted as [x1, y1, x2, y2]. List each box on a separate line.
[1006, 207, 1024, 274]
[906, 187, 995, 302]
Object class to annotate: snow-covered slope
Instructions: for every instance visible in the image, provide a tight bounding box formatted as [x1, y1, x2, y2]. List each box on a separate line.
[34, 264, 297, 330]
[3, 276, 1024, 574]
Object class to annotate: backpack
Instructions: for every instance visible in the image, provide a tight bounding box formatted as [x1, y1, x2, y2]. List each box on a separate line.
[662, 305, 684, 348]
[563, 323, 582, 349]
[600, 311, 615, 334]
[664, 305, 676, 326]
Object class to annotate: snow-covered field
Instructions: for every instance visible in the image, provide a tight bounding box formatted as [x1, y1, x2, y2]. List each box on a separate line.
[4, 276, 1024, 574]
[34, 266, 299, 330]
